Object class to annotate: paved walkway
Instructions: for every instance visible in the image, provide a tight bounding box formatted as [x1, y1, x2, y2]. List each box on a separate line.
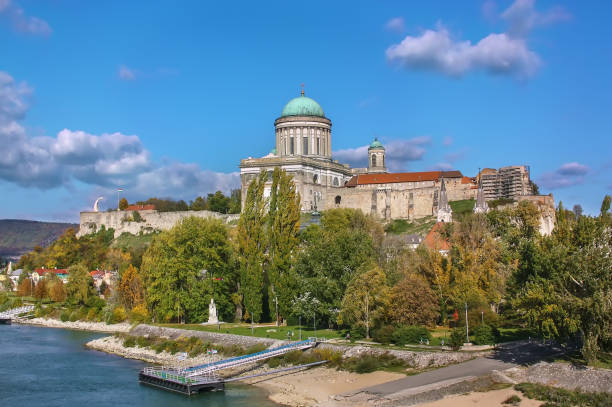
[359, 356, 514, 396]
[348, 341, 563, 399]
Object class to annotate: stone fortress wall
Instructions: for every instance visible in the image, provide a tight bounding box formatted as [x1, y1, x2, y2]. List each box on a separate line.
[77, 209, 240, 238]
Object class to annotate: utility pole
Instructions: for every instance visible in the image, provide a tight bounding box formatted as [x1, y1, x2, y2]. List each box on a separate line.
[465, 302, 469, 343]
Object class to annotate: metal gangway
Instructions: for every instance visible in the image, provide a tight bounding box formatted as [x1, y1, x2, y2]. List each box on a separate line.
[183, 338, 316, 377]
[139, 338, 318, 394]
[0, 305, 35, 322]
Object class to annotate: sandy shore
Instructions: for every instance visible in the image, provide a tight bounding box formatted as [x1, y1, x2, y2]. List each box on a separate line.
[246, 367, 404, 407]
[416, 387, 541, 407]
[19, 317, 132, 333]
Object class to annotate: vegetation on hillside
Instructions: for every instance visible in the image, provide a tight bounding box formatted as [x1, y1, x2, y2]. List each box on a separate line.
[384, 216, 435, 235]
[133, 189, 241, 214]
[449, 199, 475, 216]
[0, 219, 77, 258]
[6, 169, 611, 366]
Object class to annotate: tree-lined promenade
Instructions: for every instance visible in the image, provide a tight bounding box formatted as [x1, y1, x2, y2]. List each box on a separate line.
[2, 169, 610, 365]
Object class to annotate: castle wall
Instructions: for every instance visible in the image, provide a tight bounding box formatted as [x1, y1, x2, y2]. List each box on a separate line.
[78, 210, 240, 238]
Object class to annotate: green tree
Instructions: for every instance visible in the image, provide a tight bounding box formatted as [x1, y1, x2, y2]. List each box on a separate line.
[140, 217, 231, 323]
[66, 264, 96, 304]
[267, 168, 301, 325]
[237, 171, 267, 323]
[338, 265, 389, 339]
[190, 196, 208, 211]
[208, 191, 231, 213]
[119, 198, 128, 210]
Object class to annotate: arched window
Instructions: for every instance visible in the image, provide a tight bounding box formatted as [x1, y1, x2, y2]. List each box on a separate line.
[313, 174, 318, 184]
[290, 136, 294, 155]
[372, 155, 377, 167]
[335, 195, 341, 205]
[303, 137, 308, 155]
[333, 177, 339, 186]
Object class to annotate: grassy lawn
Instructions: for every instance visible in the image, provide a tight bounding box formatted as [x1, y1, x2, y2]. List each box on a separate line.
[385, 216, 436, 235]
[449, 199, 475, 216]
[111, 232, 155, 251]
[156, 322, 343, 341]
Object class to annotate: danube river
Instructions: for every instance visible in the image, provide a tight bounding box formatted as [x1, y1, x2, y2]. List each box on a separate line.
[0, 324, 277, 407]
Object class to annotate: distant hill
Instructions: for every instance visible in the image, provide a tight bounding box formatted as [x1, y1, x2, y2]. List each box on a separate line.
[0, 219, 78, 261]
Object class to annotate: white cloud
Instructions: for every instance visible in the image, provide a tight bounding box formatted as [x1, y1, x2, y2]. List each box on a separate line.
[0, 0, 51, 36]
[428, 162, 454, 171]
[334, 137, 431, 172]
[0, 71, 240, 201]
[444, 149, 467, 163]
[538, 162, 589, 190]
[502, 0, 571, 37]
[386, 0, 570, 79]
[386, 26, 540, 78]
[118, 65, 136, 81]
[385, 17, 405, 33]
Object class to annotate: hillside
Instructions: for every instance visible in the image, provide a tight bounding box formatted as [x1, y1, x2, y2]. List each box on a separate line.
[0, 219, 78, 260]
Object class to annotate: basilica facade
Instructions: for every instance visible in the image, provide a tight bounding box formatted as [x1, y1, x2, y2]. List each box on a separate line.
[239, 92, 477, 221]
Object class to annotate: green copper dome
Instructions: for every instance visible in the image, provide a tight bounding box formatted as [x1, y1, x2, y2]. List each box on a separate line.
[281, 95, 325, 118]
[369, 138, 384, 150]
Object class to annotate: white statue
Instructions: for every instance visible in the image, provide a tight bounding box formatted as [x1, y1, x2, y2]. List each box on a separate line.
[93, 196, 104, 212]
[208, 298, 219, 324]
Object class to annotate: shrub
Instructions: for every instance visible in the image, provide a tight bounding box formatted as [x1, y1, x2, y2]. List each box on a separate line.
[69, 310, 79, 322]
[352, 355, 379, 373]
[124, 336, 136, 348]
[136, 336, 152, 348]
[111, 306, 127, 323]
[391, 325, 431, 346]
[60, 310, 70, 322]
[350, 325, 366, 342]
[129, 303, 149, 323]
[472, 324, 499, 345]
[86, 308, 98, 321]
[449, 328, 465, 350]
[502, 395, 521, 405]
[373, 325, 394, 345]
[515, 382, 612, 406]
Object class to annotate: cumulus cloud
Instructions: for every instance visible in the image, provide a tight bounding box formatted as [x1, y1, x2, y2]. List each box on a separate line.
[538, 162, 589, 190]
[333, 137, 431, 172]
[385, 17, 405, 33]
[0, 71, 239, 200]
[386, 26, 540, 78]
[386, 0, 569, 78]
[118, 65, 136, 81]
[0, 0, 51, 36]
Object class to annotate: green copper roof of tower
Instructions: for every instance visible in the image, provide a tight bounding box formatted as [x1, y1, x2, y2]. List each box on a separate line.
[281, 95, 325, 117]
[369, 138, 384, 150]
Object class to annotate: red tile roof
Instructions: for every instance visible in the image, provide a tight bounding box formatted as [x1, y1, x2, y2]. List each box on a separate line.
[422, 222, 451, 252]
[90, 270, 105, 277]
[346, 170, 463, 187]
[125, 204, 155, 211]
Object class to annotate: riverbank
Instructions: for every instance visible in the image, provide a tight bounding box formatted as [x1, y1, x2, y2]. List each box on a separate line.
[86, 334, 405, 406]
[18, 317, 132, 333]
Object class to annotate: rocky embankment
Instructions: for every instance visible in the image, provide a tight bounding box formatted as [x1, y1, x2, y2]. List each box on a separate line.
[505, 361, 612, 393]
[19, 317, 131, 333]
[86, 335, 223, 366]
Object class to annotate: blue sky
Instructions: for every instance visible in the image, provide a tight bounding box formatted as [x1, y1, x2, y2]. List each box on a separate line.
[0, 0, 610, 221]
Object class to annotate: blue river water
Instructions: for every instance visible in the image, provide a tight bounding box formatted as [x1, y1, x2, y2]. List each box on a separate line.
[0, 324, 278, 407]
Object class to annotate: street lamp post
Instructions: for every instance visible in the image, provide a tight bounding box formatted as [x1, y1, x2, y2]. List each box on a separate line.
[465, 302, 469, 343]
